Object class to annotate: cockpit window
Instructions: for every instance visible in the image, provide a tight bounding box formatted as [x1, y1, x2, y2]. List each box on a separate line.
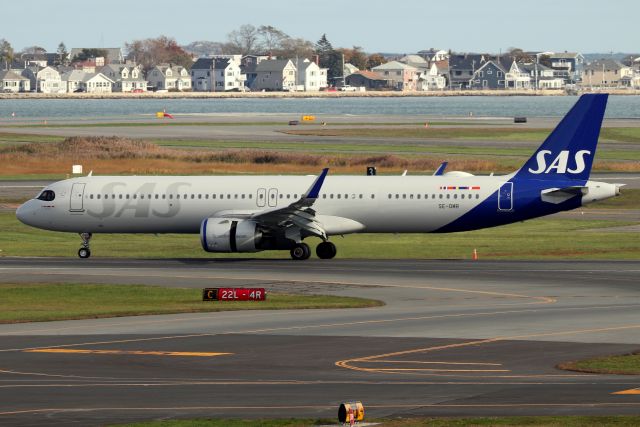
[37, 190, 56, 201]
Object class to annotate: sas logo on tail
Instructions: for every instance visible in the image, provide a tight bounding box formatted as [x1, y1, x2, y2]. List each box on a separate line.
[528, 150, 591, 174]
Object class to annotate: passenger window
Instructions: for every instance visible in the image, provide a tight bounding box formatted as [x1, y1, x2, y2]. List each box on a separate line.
[227, 194, 231, 199]
[322, 194, 326, 199]
[371, 194, 375, 199]
[395, 194, 399, 199]
[155, 194, 159, 199]
[446, 194, 450, 199]
[388, 194, 392, 199]
[168, 195, 172, 199]
[402, 194, 406, 199]
[454, 194, 457, 199]
[417, 194, 420, 199]
[212, 194, 216, 199]
[241, 194, 245, 199]
[476, 194, 480, 199]
[249, 194, 252, 199]
[140, 195, 144, 199]
[330, 194, 334, 199]
[176, 195, 180, 199]
[119, 194, 123, 199]
[359, 194, 363, 199]
[439, 194, 443, 199]
[410, 194, 414, 199]
[279, 194, 283, 199]
[337, 194, 341, 199]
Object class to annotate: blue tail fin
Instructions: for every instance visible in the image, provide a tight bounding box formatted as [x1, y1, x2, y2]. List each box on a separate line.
[515, 94, 608, 182]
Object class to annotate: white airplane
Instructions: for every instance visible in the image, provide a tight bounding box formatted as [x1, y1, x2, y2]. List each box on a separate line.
[17, 94, 623, 260]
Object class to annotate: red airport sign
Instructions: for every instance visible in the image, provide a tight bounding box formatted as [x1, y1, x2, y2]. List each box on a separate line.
[202, 288, 266, 301]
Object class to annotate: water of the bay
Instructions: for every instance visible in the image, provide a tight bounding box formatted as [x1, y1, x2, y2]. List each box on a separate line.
[1, 95, 639, 120]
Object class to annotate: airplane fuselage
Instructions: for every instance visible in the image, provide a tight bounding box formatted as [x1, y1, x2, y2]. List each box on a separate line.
[17, 174, 618, 235]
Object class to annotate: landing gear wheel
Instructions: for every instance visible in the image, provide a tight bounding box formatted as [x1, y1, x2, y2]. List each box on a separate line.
[316, 241, 337, 259]
[290, 243, 311, 260]
[78, 248, 91, 259]
[78, 232, 92, 259]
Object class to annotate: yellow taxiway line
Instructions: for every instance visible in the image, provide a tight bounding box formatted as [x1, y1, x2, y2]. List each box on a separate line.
[24, 349, 232, 357]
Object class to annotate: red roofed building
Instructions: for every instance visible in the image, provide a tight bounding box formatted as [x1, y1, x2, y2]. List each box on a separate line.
[345, 71, 391, 90]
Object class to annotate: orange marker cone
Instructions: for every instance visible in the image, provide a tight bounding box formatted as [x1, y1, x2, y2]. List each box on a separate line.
[472, 248, 478, 260]
[424, 122, 429, 128]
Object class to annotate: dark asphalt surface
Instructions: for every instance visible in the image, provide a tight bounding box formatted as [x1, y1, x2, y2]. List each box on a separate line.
[0, 258, 639, 425]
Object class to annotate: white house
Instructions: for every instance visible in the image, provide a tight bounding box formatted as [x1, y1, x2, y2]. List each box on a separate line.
[191, 57, 245, 92]
[297, 59, 327, 91]
[22, 66, 65, 93]
[505, 61, 532, 89]
[0, 70, 31, 92]
[420, 61, 447, 90]
[61, 70, 86, 93]
[252, 59, 297, 91]
[81, 73, 114, 93]
[147, 65, 191, 91]
[100, 64, 147, 92]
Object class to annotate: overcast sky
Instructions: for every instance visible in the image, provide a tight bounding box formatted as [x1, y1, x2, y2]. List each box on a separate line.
[3, 0, 638, 54]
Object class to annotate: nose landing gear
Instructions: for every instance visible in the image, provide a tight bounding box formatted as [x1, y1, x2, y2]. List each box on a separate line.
[78, 232, 92, 259]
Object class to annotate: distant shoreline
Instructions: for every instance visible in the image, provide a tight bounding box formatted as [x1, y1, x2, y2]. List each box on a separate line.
[1, 89, 639, 100]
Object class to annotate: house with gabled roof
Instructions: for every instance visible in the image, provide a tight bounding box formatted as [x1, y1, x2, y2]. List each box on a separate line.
[581, 59, 633, 88]
[191, 57, 245, 92]
[147, 64, 191, 91]
[448, 54, 486, 89]
[504, 61, 532, 89]
[61, 70, 86, 93]
[100, 64, 147, 92]
[80, 73, 114, 93]
[252, 59, 296, 91]
[297, 59, 327, 91]
[0, 70, 31, 92]
[421, 60, 448, 90]
[345, 71, 390, 90]
[469, 60, 507, 89]
[371, 61, 419, 91]
[21, 66, 65, 93]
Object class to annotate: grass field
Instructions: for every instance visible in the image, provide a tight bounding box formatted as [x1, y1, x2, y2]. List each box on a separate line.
[1, 212, 638, 260]
[558, 353, 640, 375]
[114, 416, 640, 427]
[0, 283, 381, 323]
[282, 126, 640, 143]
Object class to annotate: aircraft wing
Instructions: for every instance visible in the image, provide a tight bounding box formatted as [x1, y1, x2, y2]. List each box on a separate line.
[213, 168, 330, 241]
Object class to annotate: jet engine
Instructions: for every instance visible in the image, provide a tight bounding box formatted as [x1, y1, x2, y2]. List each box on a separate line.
[200, 218, 263, 253]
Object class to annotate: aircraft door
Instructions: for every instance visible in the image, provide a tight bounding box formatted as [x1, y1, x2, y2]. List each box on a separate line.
[69, 183, 86, 212]
[267, 188, 278, 207]
[256, 188, 266, 207]
[498, 182, 513, 211]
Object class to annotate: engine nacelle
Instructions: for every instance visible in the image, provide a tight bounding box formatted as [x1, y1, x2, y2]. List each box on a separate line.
[200, 218, 262, 253]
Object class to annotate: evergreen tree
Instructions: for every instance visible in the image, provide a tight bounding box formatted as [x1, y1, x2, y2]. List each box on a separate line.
[56, 42, 68, 66]
[315, 34, 342, 83]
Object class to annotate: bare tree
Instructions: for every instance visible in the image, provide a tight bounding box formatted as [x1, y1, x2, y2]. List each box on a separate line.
[125, 35, 193, 72]
[258, 25, 288, 53]
[226, 24, 262, 55]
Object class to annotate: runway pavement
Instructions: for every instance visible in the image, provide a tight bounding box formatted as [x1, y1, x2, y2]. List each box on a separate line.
[0, 258, 639, 425]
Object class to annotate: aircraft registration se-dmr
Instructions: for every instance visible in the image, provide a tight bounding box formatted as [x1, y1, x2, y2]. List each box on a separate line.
[17, 94, 623, 260]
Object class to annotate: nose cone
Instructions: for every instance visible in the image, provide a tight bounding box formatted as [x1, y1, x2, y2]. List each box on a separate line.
[16, 201, 34, 226]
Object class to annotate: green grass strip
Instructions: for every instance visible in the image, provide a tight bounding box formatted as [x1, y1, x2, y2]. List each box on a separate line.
[558, 353, 640, 375]
[0, 283, 382, 324]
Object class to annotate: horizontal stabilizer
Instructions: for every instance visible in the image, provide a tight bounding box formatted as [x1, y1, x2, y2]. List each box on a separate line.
[541, 186, 588, 204]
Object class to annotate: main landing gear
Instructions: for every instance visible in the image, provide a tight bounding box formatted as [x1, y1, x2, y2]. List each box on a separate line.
[289, 241, 337, 260]
[78, 232, 92, 259]
[290, 242, 311, 260]
[316, 241, 337, 259]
